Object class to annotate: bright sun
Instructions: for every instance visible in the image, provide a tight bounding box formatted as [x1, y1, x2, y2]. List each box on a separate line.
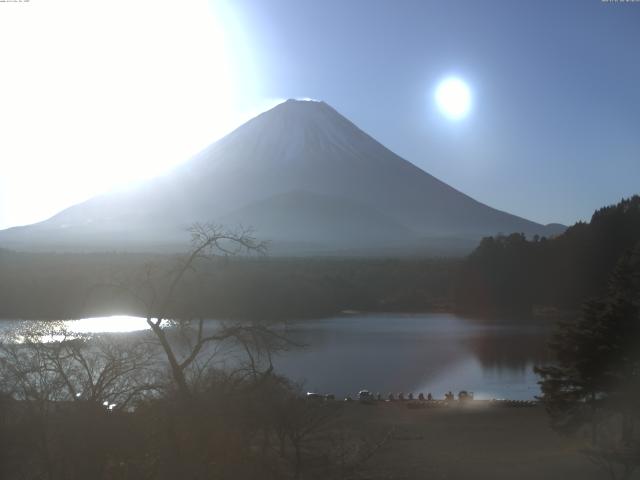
[0, 0, 259, 229]
[434, 77, 472, 120]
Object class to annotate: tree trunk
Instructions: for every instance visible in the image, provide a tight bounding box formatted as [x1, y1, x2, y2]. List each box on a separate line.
[294, 439, 302, 480]
[147, 320, 190, 398]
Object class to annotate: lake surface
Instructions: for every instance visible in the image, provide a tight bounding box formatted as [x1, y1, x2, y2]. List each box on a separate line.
[0, 313, 551, 400]
[273, 313, 550, 400]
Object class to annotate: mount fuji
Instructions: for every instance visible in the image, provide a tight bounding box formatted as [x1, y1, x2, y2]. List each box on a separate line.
[0, 99, 564, 255]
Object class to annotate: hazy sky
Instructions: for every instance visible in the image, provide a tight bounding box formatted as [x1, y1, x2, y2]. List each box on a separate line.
[1, 0, 639, 229]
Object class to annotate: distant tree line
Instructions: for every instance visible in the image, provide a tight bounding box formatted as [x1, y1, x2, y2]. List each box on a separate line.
[455, 196, 640, 315]
[2, 196, 640, 322]
[0, 249, 457, 321]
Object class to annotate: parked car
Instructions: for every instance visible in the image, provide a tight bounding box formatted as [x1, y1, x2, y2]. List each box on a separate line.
[458, 390, 474, 402]
[358, 390, 374, 403]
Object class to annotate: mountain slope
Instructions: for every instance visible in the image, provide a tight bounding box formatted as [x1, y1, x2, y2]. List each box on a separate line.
[219, 190, 420, 253]
[0, 99, 564, 254]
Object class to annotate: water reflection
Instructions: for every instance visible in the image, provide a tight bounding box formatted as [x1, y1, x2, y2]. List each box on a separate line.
[63, 315, 151, 334]
[1, 313, 551, 400]
[271, 313, 550, 400]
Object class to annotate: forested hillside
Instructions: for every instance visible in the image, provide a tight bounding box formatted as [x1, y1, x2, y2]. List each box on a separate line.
[456, 196, 640, 314]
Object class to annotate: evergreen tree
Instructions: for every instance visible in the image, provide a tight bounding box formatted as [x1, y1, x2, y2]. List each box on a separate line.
[457, 195, 640, 314]
[536, 243, 640, 478]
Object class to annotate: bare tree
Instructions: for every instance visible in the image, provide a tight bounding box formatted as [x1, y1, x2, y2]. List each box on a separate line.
[0, 322, 159, 479]
[0, 224, 322, 479]
[1, 322, 158, 409]
[271, 395, 341, 479]
[95, 223, 293, 398]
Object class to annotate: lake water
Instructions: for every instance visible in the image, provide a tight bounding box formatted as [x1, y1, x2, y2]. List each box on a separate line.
[0, 313, 551, 400]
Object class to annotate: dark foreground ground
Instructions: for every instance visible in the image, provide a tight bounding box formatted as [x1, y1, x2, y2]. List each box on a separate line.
[340, 401, 606, 480]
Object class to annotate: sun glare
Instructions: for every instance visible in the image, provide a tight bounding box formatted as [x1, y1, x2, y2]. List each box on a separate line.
[64, 316, 151, 334]
[434, 77, 472, 120]
[0, 0, 255, 229]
